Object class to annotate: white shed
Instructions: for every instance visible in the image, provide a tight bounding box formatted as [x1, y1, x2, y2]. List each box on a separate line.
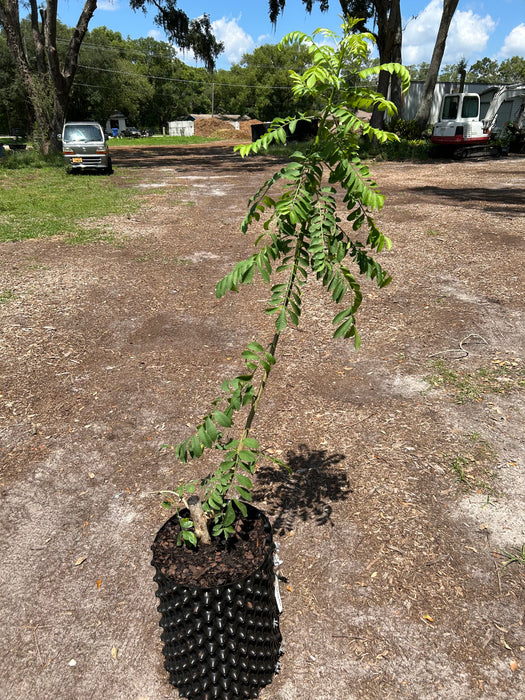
[106, 111, 127, 136]
[167, 120, 195, 137]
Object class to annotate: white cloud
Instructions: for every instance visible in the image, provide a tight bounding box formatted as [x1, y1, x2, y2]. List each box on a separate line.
[173, 16, 255, 68]
[97, 0, 120, 11]
[403, 0, 495, 65]
[500, 23, 525, 58]
[211, 16, 255, 64]
[257, 34, 271, 45]
[445, 9, 496, 61]
[148, 29, 163, 42]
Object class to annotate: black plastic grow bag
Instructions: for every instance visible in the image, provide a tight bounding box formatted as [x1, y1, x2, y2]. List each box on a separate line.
[151, 506, 282, 699]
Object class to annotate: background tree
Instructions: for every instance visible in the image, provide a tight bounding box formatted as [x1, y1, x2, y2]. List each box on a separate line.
[468, 57, 501, 84]
[0, 0, 222, 151]
[405, 61, 429, 81]
[0, 23, 32, 133]
[438, 57, 467, 83]
[128, 38, 211, 124]
[414, 0, 459, 131]
[499, 56, 525, 84]
[213, 43, 321, 120]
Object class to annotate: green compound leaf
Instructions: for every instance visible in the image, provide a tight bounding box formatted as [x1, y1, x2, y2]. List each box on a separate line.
[223, 501, 236, 528]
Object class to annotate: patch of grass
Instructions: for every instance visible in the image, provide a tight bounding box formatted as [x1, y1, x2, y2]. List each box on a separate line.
[499, 543, 525, 569]
[359, 136, 432, 161]
[0, 289, 17, 303]
[109, 135, 226, 147]
[425, 357, 525, 404]
[65, 228, 117, 245]
[0, 162, 141, 242]
[448, 455, 497, 492]
[446, 432, 498, 493]
[0, 148, 63, 170]
[449, 455, 473, 486]
[446, 436, 498, 493]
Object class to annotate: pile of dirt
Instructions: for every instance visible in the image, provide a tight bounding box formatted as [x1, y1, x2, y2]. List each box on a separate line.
[194, 117, 262, 141]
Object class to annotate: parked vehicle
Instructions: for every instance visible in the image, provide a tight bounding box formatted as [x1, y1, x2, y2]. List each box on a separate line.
[431, 84, 525, 157]
[121, 126, 141, 138]
[60, 121, 112, 173]
[431, 92, 490, 156]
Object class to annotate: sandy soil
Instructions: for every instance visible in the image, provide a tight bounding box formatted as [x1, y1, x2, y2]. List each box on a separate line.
[1, 142, 524, 700]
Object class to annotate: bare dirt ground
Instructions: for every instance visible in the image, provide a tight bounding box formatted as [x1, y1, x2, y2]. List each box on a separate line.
[1, 142, 524, 700]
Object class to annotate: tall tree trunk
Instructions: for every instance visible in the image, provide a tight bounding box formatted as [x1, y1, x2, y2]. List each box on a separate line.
[0, 0, 97, 152]
[388, 1, 403, 115]
[45, 0, 97, 150]
[0, 0, 49, 143]
[370, 0, 402, 129]
[414, 0, 459, 132]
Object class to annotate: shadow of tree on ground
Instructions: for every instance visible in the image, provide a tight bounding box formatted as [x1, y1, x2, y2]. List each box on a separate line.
[253, 444, 352, 535]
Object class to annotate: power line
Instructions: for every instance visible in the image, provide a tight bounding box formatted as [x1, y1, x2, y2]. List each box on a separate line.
[56, 36, 310, 72]
[76, 63, 293, 90]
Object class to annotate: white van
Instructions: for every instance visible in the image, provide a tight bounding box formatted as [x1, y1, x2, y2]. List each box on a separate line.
[60, 121, 112, 173]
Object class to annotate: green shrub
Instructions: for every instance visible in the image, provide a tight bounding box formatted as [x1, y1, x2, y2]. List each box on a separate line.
[0, 147, 63, 170]
[359, 135, 432, 161]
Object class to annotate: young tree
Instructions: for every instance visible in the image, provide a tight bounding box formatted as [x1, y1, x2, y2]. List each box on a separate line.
[214, 43, 320, 120]
[272, 1, 404, 128]
[159, 17, 410, 543]
[414, 0, 459, 131]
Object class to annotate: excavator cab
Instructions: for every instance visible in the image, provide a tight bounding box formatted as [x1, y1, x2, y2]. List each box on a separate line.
[431, 93, 490, 150]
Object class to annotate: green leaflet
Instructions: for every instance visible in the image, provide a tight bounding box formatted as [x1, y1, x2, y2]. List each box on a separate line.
[236, 473, 253, 489]
[213, 410, 232, 427]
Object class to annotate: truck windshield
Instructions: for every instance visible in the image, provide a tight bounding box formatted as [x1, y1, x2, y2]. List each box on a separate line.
[64, 125, 103, 142]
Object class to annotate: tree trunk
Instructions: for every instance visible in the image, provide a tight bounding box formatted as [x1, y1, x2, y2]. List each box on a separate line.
[414, 0, 459, 132]
[370, 0, 402, 130]
[0, 0, 97, 152]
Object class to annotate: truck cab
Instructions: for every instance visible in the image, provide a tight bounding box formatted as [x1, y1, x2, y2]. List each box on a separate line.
[60, 121, 112, 173]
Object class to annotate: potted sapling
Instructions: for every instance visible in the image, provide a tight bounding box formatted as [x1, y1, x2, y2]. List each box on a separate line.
[151, 17, 410, 700]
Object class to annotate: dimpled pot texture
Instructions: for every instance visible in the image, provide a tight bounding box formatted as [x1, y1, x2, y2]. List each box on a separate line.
[151, 505, 282, 699]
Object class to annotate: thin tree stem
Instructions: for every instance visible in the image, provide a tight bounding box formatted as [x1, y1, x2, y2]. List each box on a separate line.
[241, 224, 306, 442]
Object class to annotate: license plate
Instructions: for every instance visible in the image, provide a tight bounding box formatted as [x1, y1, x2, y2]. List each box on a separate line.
[72, 157, 83, 163]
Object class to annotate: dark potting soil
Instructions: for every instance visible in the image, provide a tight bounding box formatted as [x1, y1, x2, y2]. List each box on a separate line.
[152, 511, 271, 588]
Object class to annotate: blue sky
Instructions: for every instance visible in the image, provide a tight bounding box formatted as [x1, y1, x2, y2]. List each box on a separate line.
[57, 1, 525, 69]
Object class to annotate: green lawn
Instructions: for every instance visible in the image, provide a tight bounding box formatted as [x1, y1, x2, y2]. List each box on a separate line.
[0, 162, 140, 243]
[109, 135, 226, 147]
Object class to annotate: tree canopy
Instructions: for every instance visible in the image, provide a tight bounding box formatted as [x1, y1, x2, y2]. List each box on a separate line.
[0, 0, 222, 150]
